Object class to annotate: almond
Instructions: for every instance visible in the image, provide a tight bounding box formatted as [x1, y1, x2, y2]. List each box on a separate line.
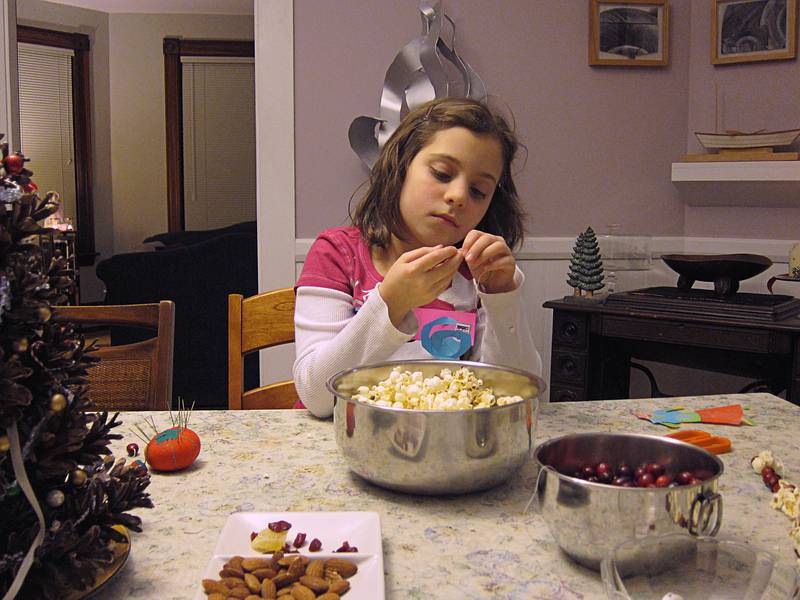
[208, 593, 227, 600]
[251, 567, 278, 580]
[242, 557, 273, 572]
[316, 594, 341, 600]
[305, 559, 324, 579]
[245, 596, 262, 600]
[227, 587, 252, 600]
[298, 575, 328, 593]
[220, 567, 246, 578]
[260, 577, 277, 599]
[272, 573, 295, 589]
[202, 579, 230, 595]
[287, 558, 306, 579]
[222, 577, 245, 588]
[226, 556, 245, 571]
[289, 585, 315, 600]
[244, 573, 261, 593]
[328, 579, 350, 595]
[276, 589, 293, 597]
[325, 558, 358, 578]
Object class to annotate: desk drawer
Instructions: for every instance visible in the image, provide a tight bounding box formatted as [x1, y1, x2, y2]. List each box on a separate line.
[553, 311, 588, 348]
[550, 349, 587, 386]
[550, 383, 585, 402]
[601, 317, 787, 353]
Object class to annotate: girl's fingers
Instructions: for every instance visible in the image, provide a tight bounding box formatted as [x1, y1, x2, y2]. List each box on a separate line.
[400, 245, 442, 263]
[468, 240, 511, 269]
[461, 229, 484, 253]
[414, 246, 459, 271]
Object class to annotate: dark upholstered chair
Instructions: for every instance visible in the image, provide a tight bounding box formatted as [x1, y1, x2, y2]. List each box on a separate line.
[96, 231, 258, 409]
[143, 220, 256, 249]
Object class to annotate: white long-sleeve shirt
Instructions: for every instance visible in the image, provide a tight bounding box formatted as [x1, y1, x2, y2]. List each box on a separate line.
[294, 278, 541, 418]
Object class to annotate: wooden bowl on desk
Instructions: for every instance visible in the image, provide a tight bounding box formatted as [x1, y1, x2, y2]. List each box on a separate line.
[661, 253, 772, 296]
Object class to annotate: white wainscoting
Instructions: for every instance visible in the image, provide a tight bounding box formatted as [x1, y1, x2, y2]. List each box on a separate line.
[281, 236, 797, 401]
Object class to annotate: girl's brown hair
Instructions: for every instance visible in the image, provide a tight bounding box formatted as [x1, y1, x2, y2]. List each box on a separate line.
[351, 97, 526, 250]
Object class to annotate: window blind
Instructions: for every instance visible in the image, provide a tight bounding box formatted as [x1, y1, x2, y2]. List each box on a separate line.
[182, 58, 256, 230]
[17, 42, 76, 223]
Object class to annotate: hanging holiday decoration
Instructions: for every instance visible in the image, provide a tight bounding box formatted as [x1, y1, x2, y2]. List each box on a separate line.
[0, 134, 153, 599]
[567, 226, 605, 297]
[131, 400, 201, 472]
[348, 0, 487, 168]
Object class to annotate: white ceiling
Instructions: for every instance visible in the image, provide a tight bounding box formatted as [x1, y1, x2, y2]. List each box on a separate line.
[42, 0, 253, 15]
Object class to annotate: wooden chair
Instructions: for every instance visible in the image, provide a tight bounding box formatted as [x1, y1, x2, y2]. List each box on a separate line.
[53, 301, 175, 411]
[228, 288, 299, 409]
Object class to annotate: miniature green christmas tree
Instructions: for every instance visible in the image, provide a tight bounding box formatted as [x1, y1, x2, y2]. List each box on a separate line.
[567, 226, 604, 297]
[0, 136, 152, 599]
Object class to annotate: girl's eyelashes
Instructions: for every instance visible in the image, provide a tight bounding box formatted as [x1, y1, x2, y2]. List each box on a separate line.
[430, 167, 489, 200]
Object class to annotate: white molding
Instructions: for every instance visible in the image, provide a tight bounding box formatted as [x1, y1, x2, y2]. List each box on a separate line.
[255, 0, 294, 385]
[0, 0, 19, 149]
[295, 235, 794, 264]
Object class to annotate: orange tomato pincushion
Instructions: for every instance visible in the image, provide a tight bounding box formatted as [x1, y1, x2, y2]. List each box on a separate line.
[144, 426, 201, 472]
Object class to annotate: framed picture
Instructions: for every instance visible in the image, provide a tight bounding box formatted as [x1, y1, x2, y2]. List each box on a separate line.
[589, 0, 670, 66]
[712, 0, 797, 65]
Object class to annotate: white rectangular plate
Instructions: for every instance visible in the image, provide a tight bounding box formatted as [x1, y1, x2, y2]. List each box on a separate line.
[195, 511, 384, 600]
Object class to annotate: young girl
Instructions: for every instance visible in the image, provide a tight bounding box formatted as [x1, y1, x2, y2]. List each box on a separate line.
[294, 97, 542, 417]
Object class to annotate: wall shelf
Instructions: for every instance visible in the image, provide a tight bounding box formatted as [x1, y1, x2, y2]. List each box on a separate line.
[671, 161, 800, 206]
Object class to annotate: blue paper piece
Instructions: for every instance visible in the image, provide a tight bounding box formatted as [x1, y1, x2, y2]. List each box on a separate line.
[420, 316, 472, 359]
[652, 409, 701, 425]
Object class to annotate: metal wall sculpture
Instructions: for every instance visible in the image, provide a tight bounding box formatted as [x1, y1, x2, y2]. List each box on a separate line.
[348, 0, 487, 169]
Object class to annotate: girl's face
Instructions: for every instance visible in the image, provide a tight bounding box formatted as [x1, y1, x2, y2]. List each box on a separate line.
[396, 126, 503, 250]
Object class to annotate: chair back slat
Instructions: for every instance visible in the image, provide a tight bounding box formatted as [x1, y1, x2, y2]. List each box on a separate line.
[54, 301, 175, 411]
[228, 289, 298, 410]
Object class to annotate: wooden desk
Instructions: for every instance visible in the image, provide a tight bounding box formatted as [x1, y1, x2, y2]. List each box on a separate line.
[543, 296, 800, 404]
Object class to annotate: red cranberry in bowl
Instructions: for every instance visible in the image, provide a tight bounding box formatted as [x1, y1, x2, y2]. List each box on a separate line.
[634, 465, 647, 479]
[676, 471, 694, 485]
[616, 463, 632, 477]
[612, 476, 632, 486]
[637, 473, 655, 487]
[582, 465, 596, 478]
[655, 474, 672, 487]
[645, 463, 665, 477]
[596, 462, 613, 476]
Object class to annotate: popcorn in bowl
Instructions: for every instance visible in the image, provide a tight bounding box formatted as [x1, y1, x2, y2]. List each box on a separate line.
[351, 366, 523, 410]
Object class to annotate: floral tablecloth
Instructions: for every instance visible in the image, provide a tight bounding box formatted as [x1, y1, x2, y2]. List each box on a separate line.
[100, 393, 800, 599]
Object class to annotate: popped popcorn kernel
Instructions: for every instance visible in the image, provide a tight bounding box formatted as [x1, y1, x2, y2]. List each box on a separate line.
[351, 366, 524, 410]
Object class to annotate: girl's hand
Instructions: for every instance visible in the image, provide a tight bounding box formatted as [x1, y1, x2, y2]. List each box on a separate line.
[379, 245, 463, 328]
[461, 230, 517, 293]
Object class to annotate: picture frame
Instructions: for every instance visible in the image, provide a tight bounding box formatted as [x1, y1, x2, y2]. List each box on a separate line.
[712, 0, 797, 65]
[589, 0, 670, 67]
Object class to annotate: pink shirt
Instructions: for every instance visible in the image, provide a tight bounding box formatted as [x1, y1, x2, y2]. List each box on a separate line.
[296, 226, 473, 312]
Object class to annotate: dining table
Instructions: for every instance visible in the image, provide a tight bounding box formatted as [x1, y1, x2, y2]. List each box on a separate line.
[98, 392, 800, 599]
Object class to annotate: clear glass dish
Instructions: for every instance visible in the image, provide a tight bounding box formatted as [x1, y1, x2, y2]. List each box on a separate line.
[601, 534, 799, 600]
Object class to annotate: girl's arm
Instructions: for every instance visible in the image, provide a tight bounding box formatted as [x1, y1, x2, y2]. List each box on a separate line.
[293, 285, 417, 418]
[472, 268, 543, 376]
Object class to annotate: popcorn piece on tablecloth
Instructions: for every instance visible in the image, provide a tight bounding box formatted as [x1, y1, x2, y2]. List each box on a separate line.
[771, 480, 800, 521]
[751, 450, 784, 477]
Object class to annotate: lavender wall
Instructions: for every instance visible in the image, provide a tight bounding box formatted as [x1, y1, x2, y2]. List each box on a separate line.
[685, 0, 800, 239]
[294, 0, 692, 240]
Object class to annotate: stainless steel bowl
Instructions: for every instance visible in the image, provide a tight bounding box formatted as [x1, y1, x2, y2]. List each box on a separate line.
[327, 360, 545, 495]
[534, 432, 724, 571]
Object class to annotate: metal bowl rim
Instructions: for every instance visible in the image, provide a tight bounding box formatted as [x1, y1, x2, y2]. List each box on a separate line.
[534, 431, 725, 490]
[327, 359, 546, 415]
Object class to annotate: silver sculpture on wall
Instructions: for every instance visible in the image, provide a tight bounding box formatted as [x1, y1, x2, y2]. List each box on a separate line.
[348, 0, 487, 169]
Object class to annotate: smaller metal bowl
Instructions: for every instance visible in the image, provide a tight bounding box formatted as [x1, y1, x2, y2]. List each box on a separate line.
[601, 534, 800, 599]
[661, 253, 772, 296]
[327, 360, 545, 495]
[534, 432, 724, 571]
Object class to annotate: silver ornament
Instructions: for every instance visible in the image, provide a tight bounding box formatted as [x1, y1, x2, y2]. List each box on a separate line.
[46, 489, 65, 507]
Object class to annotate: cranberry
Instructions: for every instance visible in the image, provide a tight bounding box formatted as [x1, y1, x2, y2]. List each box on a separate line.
[676, 471, 694, 485]
[637, 473, 655, 487]
[766, 474, 780, 488]
[616, 464, 632, 477]
[598, 470, 614, 483]
[587, 476, 599, 482]
[655, 474, 672, 487]
[645, 463, 665, 477]
[612, 476, 632, 486]
[762, 466, 775, 478]
[634, 466, 647, 479]
[268, 520, 292, 532]
[689, 477, 703, 485]
[250, 531, 257, 541]
[693, 469, 713, 481]
[126, 443, 139, 457]
[581, 465, 596, 477]
[668, 482, 681, 488]
[596, 463, 612, 476]
[771, 481, 781, 493]
[293, 532, 307, 548]
[622, 481, 637, 487]
[335, 541, 355, 552]
[309, 538, 322, 552]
